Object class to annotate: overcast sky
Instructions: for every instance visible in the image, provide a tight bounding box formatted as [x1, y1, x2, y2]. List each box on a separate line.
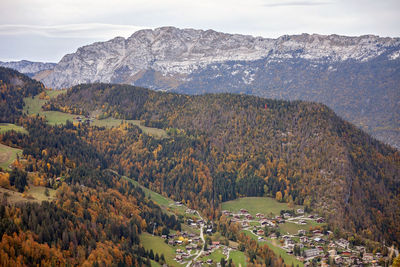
[1, 0, 399, 62]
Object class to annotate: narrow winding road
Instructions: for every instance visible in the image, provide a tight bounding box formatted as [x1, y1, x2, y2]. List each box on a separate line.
[186, 211, 205, 267]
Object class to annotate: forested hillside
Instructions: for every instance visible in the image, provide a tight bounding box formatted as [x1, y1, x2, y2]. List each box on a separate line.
[0, 67, 44, 122]
[0, 69, 288, 266]
[46, 83, 400, 247]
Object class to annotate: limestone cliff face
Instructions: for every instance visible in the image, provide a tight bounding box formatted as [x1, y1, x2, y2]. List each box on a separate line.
[0, 60, 55, 75]
[41, 26, 400, 89]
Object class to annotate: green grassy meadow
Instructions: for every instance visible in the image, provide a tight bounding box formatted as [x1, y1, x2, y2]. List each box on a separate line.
[0, 123, 28, 135]
[23, 89, 167, 138]
[228, 250, 247, 267]
[0, 143, 22, 170]
[140, 233, 184, 267]
[221, 197, 303, 217]
[92, 118, 167, 138]
[202, 248, 225, 263]
[23, 91, 76, 125]
[279, 221, 321, 235]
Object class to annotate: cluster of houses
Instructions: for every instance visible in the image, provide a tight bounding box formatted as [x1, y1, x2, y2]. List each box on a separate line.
[168, 229, 231, 265]
[298, 237, 385, 266]
[74, 116, 94, 124]
[279, 230, 386, 265]
[162, 231, 202, 263]
[221, 208, 386, 266]
[164, 231, 201, 246]
[222, 208, 324, 230]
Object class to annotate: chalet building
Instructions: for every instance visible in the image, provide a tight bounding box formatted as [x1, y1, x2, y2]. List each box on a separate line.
[175, 255, 183, 261]
[298, 229, 306, 235]
[300, 236, 308, 243]
[304, 248, 321, 258]
[312, 230, 323, 235]
[316, 217, 325, 223]
[336, 238, 350, 249]
[257, 229, 265, 236]
[212, 241, 220, 246]
[328, 249, 337, 256]
[182, 253, 190, 258]
[313, 237, 325, 243]
[222, 210, 232, 216]
[363, 253, 374, 263]
[245, 214, 253, 220]
[297, 209, 304, 214]
[283, 213, 291, 218]
[240, 209, 249, 214]
[260, 219, 275, 227]
[256, 213, 264, 218]
[285, 239, 295, 247]
[341, 251, 352, 257]
[334, 256, 343, 264]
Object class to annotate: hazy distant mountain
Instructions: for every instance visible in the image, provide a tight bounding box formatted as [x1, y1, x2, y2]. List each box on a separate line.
[39, 27, 400, 148]
[0, 60, 56, 77]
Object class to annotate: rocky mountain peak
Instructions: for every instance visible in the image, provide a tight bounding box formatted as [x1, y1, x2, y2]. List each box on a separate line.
[41, 26, 400, 89]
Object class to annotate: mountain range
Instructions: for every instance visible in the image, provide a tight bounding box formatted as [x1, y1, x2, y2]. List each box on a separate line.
[0, 54, 399, 265]
[2, 27, 399, 149]
[0, 60, 55, 77]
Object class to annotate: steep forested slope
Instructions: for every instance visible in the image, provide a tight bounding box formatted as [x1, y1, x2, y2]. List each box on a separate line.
[0, 66, 44, 122]
[0, 69, 184, 266]
[47, 83, 400, 246]
[173, 55, 400, 149]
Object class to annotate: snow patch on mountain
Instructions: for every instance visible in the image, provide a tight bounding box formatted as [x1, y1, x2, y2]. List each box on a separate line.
[41, 27, 400, 89]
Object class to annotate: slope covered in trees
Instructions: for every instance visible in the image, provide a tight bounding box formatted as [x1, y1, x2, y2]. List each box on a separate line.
[0, 68, 287, 266]
[0, 69, 182, 266]
[0, 117, 183, 266]
[46, 83, 400, 247]
[0, 66, 44, 122]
